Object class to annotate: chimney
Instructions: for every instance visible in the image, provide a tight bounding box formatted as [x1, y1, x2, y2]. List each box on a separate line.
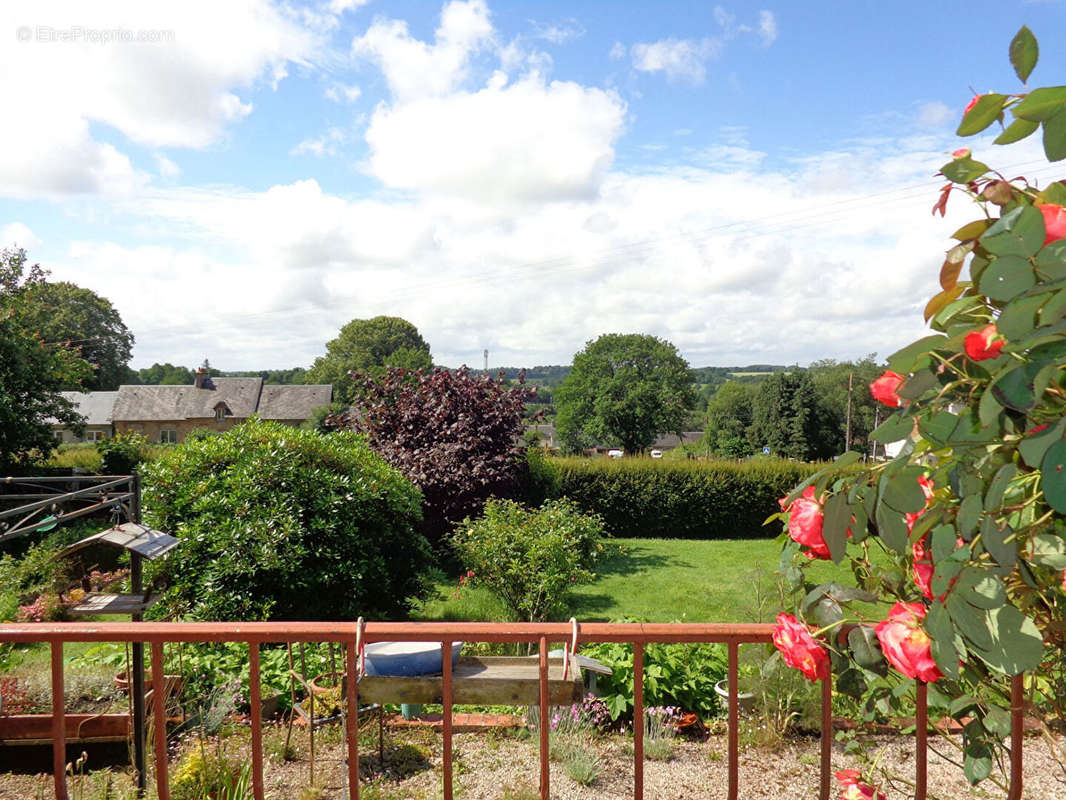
[194, 358, 211, 389]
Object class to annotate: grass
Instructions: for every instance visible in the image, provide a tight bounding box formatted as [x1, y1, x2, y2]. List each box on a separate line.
[413, 537, 863, 623]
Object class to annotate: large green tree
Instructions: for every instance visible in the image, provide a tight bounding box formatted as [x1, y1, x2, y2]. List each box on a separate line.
[703, 381, 757, 458]
[305, 315, 432, 403]
[17, 281, 134, 391]
[747, 371, 836, 461]
[555, 333, 696, 454]
[806, 356, 883, 454]
[0, 249, 89, 471]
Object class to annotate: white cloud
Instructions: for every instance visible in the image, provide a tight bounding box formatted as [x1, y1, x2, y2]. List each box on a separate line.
[329, 0, 370, 14]
[916, 101, 953, 128]
[0, 0, 319, 196]
[352, 0, 493, 102]
[609, 41, 626, 60]
[758, 10, 778, 46]
[325, 82, 362, 103]
[529, 19, 585, 45]
[291, 127, 347, 157]
[364, 74, 625, 204]
[1, 222, 41, 250]
[154, 154, 181, 177]
[631, 38, 719, 83]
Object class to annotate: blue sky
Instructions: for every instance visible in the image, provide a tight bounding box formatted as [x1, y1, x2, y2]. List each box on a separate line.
[2, 1, 1065, 370]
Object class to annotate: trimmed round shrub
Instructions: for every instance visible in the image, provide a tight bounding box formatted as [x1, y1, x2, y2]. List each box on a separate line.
[142, 418, 430, 621]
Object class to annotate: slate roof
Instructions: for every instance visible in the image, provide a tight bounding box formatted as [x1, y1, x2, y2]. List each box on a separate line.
[112, 378, 263, 422]
[59, 391, 118, 426]
[257, 384, 332, 419]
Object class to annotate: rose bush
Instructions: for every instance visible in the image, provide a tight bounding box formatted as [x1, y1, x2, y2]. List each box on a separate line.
[773, 27, 1066, 789]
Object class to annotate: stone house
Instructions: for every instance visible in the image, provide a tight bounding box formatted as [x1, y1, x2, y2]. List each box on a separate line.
[52, 368, 332, 445]
[54, 391, 118, 443]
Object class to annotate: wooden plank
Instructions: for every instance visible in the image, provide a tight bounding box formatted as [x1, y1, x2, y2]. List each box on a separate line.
[357, 656, 582, 705]
[69, 593, 158, 616]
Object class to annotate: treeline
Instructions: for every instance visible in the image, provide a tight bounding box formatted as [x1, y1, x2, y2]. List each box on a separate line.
[121, 363, 308, 386]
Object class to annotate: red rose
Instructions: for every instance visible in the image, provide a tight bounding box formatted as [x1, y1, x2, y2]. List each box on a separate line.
[951, 147, 970, 159]
[869, 371, 905, 407]
[835, 770, 886, 800]
[964, 323, 1004, 361]
[963, 94, 981, 116]
[772, 613, 830, 682]
[780, 485, 831, 560]
[1038, 204, 1066, 246]
[912, 537, 935, 600]
[874, 602, 942, 683]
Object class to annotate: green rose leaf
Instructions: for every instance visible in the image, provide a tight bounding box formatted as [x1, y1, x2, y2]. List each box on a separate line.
[1036, 241, 1066, 280]
[926, 602, 960, 680]
[1043, 107, 1066, 162]
[977, 255, 1036, 301]
[946, 594, 994, 650]
[875, 500, 909, 554]
[998, 293, 1048, 341]
[887, 334, 947, 374]
[1041, 439, 1066, 513]
[984, 463, 1018, 511]
[847, 625, 884, 670]
[983, 205, 1046, 255]
[835, 667, 868, 699]
[983, 707, 1012, 739]
[973, 605, 1044, 675]
[1009, 25, 1039, 83]
[1038, 287, 1066, 324]
[957, 93, 1006, 136]
[870, 413, 913, 444]
[917, 411, 958, 446]
[881, 466, 929, 513]
[978, 386, 1005, 428]
[957, 494, 983, 539]
[994, 117, 1039, 145]
[1012, 86, 1066, 122]
[931, 524, 959, 563]
[950, 409, 1001, 444]
[1029, 532, 1066, 570]
[897, 368, 939, 401]
[964, 747, 994, 785]
[981, 517, 1017, 568]
[990, 361, 1041, 411]
[1018, 417, 1066, 467]
[941, 155, 991, 184]
[822, 493, 851, 564]
[933, 559, 964, 598]
[957, 570, 1006, 609]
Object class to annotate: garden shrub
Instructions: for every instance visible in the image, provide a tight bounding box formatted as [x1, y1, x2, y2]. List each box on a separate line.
[534, 457, 819, 539]
[451, 498, 605, 622]
[97, 431, 148, 474]
[142, 418, 430, 621]
[579, 637, 727, 721]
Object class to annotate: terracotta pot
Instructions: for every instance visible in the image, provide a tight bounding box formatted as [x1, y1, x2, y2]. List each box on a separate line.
[309, 672, 346, 696]
[114, 671, 184, 696]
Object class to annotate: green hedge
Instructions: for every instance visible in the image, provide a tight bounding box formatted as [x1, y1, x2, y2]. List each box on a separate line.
[530, 455, 820, 539]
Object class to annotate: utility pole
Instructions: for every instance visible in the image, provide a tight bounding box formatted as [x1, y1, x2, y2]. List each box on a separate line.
[484, 349, 488, 373]
[844, 372, 853, 453]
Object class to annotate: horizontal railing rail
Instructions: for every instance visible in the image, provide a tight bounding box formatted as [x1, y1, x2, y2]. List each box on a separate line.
[0, 621, 1023, 800]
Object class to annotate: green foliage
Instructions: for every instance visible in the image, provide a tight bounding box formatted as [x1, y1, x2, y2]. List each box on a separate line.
[555, 333, 697, 454]
[0, 248, 89, 470]
[171, 746, 252, 800]
[16, 280, 134, 391]
[97, 431, 148, 474]
[749, 371, 838, 461]
[579, 638, 727, 721]
[777, 28, 1066, 788]
[142, 418, 431, 620]
[537, 456, 818, 539]
[702, 381, 757, 458]
[451, 498, 605, 622]
[305, 315, 432, 404]
[301, 402, 345, 433]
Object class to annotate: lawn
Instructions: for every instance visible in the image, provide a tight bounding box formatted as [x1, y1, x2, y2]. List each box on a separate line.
[411, 537, 863, 624]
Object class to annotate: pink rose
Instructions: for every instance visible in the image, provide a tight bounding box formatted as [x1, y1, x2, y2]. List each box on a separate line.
[869, 371, 905, 408]
[780, 485, 831, 560]
[1038, 204, 1066, 246]
[874, 602, 943, 683]
[835, 770, 886, 800]
[964, 323, 1004, 361]
[772, 613, 830, 682]
[951, 147, 971, 159]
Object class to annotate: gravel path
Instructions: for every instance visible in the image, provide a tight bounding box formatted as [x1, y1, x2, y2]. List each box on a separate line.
[2, 728, 1065, 799]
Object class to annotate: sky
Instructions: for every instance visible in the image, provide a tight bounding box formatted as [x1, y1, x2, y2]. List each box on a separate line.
[2, 1, 1065, 372]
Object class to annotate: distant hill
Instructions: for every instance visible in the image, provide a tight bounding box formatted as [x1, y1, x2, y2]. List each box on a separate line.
[475, 364, 792, 391]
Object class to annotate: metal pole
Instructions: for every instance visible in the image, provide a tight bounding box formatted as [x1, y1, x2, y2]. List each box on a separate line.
[844, 372, 853, 453]
[130, 475, 147, 793]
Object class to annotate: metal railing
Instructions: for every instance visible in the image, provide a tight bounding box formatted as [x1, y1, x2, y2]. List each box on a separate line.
[0, 620, 1024, 800]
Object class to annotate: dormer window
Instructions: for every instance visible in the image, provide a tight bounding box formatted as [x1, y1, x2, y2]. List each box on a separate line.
[214, 402, 229, 422]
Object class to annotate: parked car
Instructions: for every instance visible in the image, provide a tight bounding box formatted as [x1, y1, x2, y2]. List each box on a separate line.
[607, 449, 624, 459]
[650, 449, 663, 459]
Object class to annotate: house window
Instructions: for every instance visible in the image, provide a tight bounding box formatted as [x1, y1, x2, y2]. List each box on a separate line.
[160, 429, 178, 444]
[215, 407, 226, 422]
[84, 430, 105, 443]
[53, 430, 64, 441]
